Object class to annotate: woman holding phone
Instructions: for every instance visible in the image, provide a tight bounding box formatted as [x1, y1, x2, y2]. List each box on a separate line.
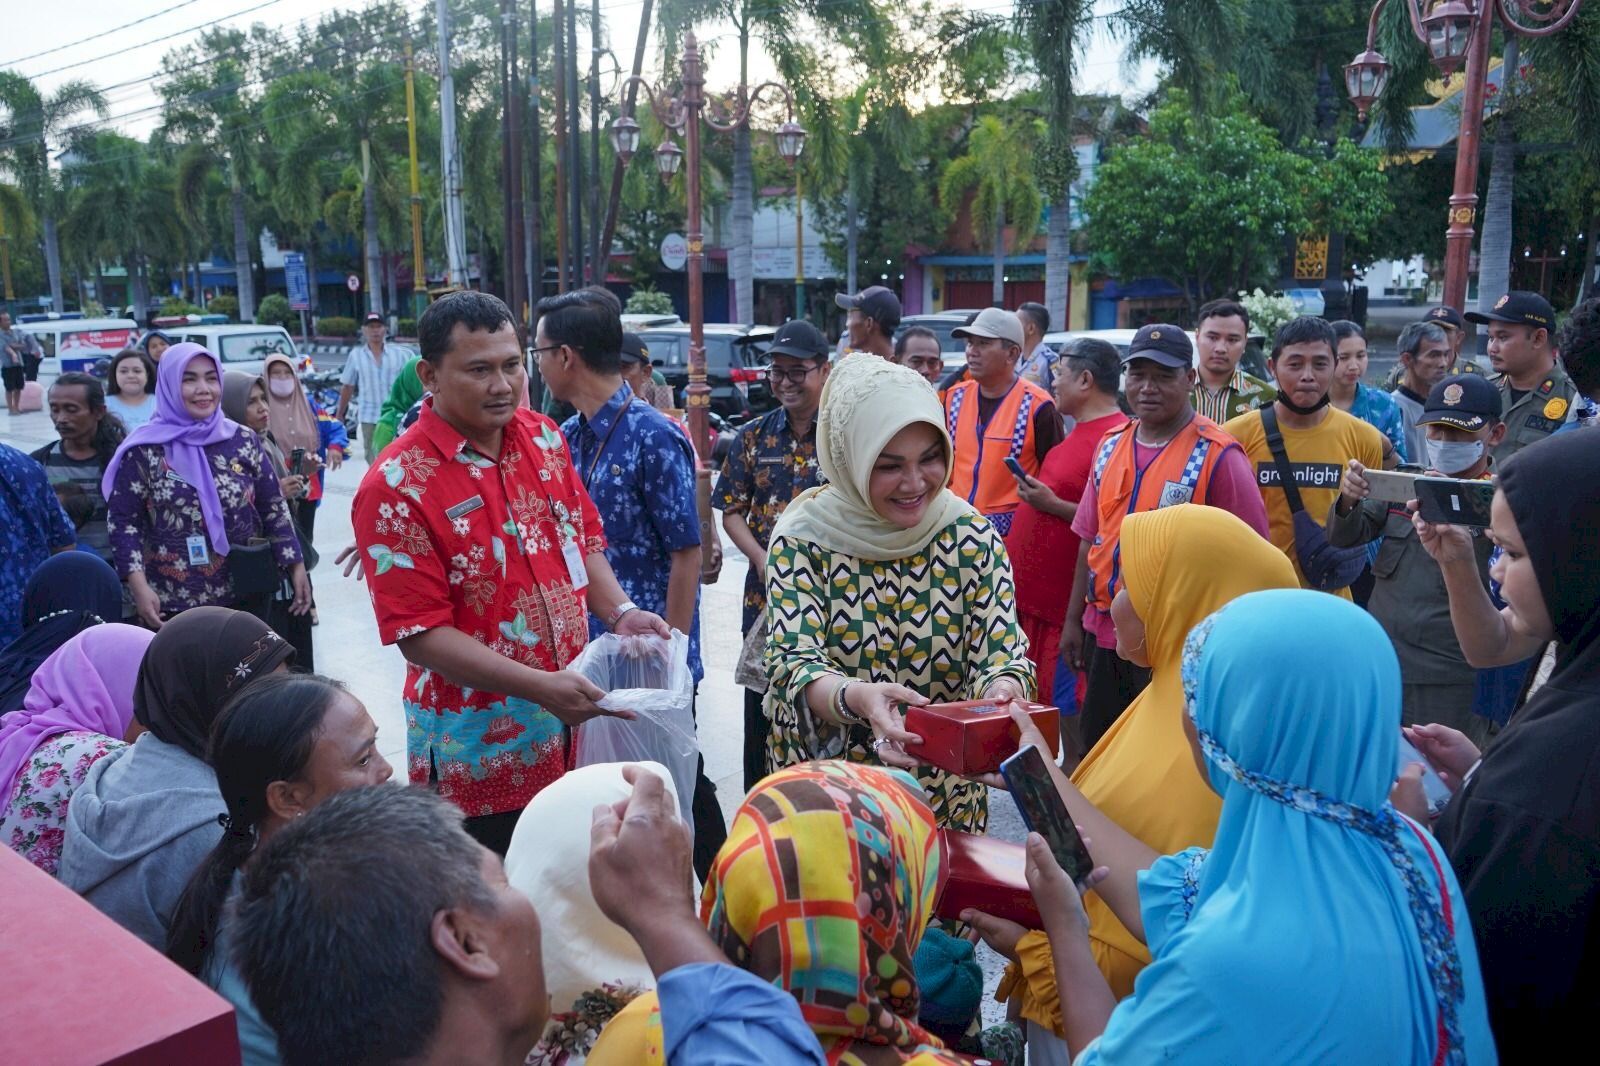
[259, 354, 344, 541]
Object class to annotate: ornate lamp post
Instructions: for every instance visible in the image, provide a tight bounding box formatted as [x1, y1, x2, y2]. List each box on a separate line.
[610, 34, 804, 574]
[1346, 0, 1583, 311]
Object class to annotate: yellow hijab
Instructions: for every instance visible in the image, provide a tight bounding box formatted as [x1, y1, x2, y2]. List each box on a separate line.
[769, 353, 973, 561]
[1070, 503, 1298, 996]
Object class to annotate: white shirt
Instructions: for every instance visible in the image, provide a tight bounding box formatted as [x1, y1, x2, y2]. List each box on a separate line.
[340, 340, 415, 424]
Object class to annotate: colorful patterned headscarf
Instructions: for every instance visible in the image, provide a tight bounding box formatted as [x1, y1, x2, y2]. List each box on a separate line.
[702, 760, 956, 1064]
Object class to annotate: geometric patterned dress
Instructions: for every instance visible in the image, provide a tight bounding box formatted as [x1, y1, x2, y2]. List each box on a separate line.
[763, 511, 1035, 833]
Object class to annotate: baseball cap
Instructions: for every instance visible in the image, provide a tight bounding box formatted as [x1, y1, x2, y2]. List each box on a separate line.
[1425, 306, 1465, 332]
[951, 307, 1024, 348]
[766, 319, 828, 360]
[1122, 323, 1193, 369]
[1464, 291, 1555, 330]
[619, 332, 650, 365]
[834, 285, 902, 328]
[363, 311, 385, 326]
[1419, 373, 1502, 431]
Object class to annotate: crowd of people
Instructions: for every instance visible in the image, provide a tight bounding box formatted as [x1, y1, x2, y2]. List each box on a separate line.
[0, 279, 1596, 1066]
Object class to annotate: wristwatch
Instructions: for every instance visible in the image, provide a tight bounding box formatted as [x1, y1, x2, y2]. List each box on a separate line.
[608, 600, 639, 629]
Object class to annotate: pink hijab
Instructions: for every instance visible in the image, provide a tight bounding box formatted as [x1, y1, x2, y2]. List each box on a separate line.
[0, 624, 154, 804]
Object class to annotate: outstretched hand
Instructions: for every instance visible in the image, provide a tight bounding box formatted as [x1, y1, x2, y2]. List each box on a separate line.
[588, 766, 697, 935]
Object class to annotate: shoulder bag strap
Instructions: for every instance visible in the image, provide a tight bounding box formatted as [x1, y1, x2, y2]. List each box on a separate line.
[1259, 405, 1307, 515]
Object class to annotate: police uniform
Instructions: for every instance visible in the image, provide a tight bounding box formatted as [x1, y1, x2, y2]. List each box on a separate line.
[1466, 291, 1579, 463]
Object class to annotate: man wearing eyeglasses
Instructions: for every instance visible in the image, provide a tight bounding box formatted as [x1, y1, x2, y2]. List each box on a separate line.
[714, 319, 830, 791]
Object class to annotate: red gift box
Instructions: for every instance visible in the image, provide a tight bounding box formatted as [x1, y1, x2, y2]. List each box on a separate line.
[935, 829, 1043, 929]
[0, 846, 242, 1064]
[903, 699, 1060, 776]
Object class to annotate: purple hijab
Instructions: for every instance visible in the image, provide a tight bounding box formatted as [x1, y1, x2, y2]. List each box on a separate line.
[101, 343, 241, 554]
[0, 623, 154, 805]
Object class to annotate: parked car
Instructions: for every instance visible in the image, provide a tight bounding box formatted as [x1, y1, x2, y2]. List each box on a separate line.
[633, 323, 776, 420]
[893, 311, 978, 373]
[167, 323, 309, 377]
[1043, 327, 1269, 380]
[19, 315, 140, 376]
[620, 313, 680, 329]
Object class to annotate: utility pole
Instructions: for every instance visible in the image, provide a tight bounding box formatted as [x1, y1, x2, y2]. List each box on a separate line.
[794, 170, 805, 320]
[526, 3, 541, 309]
[589, 0, 604, 283]
[405, 43, 428, 320]
[598, 0, 653, 273]
[503, 0, 526, 332]
[567, 1, 585, 284]
[552, 0, 570, 291]
[437, 0, 469, 288]
[498, 3, 512, 302]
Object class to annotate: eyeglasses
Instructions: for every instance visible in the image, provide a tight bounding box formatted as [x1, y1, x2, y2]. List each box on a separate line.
[765, 364, 823, 385]
[530, 345, 562, 363]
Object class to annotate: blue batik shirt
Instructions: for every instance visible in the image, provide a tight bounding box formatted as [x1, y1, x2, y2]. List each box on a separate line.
[0, 442, 76, 644]
[564, 384, 703, 681]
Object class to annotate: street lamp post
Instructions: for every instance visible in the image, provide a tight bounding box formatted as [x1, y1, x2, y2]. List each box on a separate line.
[609, 33, 806, 573]
[1345, 0, 1584, 312]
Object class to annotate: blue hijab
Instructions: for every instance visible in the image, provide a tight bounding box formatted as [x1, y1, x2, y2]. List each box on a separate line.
[0, 553, 122, 715]
[1081, 590, 1497, 1065]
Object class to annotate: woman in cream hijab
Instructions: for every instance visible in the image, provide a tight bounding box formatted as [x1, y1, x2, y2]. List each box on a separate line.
[761, 353, 1033, 832]
[507, 760, 681, 1065]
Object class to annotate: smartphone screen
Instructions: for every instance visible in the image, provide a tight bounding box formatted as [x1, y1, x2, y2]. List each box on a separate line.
[289, 448, 306, 476]
[1397, 737, 1451, 816]
[1004, 456, 1028, 480]
[1414, 476, 1495, 528]
[1000, 744, 1095, 884]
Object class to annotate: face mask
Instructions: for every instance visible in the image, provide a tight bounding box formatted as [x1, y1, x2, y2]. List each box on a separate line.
[269, 377, 298, 400]
[1426, 438, 1484, 474]
[1275, 389, 1331, 416]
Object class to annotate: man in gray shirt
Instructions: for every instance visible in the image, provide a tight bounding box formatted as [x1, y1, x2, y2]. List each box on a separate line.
[1390, 320, 1452, 463]
[336, 311, 414, 461]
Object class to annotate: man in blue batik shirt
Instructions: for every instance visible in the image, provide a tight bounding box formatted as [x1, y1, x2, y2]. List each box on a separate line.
[0, 440, 76, 643]
[538, 288, 726, 874]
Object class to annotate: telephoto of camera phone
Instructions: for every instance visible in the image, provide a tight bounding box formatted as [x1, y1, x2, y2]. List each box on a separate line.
[1000, 743, 1096, 885]
[1414, 476, 1495, 529]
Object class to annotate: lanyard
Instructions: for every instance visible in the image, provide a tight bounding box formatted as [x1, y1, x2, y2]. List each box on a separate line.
[582, 395, 635, 487]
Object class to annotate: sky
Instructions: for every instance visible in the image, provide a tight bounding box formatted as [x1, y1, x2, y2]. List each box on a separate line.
[5, 0, 1158, 143]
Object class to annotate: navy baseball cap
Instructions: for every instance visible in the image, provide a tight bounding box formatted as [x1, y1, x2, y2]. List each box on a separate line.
[619, 332, 650, 365]
[834, 285, 902, 329]
[1425, 306, 1466, 332]
[766, 319, 828, 360]
[1122, 323, 1193, 369]
[1419, 373, 1502, 431]
[1464, 291, 1555, 330]
[363, 311, 384, 325]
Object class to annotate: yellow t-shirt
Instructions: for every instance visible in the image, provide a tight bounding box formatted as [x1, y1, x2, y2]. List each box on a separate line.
[1222, 404, 1385, 599]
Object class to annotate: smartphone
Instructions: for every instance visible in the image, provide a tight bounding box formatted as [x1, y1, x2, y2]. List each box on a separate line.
[1414, 476, 1495, 528]
[1000, 744, 1095, 885]
[1003, 456, 1028, 481]
[1397, 737, 1452, 816]
[1362, 468, 1420, 504]
[289, 447, 307, 476]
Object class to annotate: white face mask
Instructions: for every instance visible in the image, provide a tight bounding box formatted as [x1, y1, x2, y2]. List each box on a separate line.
[268, 377, 298, 400]
[1426, 437, 1485, 474]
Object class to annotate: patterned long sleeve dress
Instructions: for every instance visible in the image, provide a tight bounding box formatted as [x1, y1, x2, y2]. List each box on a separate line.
[763, 511, 1034, 833]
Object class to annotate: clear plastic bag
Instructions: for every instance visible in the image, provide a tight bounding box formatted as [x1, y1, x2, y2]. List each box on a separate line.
[569, 630, 699, 822]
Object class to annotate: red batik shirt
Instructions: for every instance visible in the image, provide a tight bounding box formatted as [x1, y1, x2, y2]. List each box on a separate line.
[353, 400, 607, 817]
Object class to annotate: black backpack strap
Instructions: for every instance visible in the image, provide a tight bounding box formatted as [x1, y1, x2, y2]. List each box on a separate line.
[1259, 405, 1307, 515]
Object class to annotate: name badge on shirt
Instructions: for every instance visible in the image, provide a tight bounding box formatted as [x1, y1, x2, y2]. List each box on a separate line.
[446, 495, 485, 521]
[561, 538, 590, 590]
[186, 534, 210, 566]
[1158, 481, 1195, 508]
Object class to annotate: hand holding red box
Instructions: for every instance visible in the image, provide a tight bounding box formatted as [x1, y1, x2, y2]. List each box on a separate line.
[902, 699, 1060, 777]
[935, 829, 1043, 929]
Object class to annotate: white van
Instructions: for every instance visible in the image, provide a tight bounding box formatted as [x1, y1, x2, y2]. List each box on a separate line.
[171, 323, 305, 377]
[20, 317, 140, 376]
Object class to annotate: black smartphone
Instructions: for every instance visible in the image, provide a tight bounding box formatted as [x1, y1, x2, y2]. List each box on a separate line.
[1414, 475, 1494, 529]
[1000, 743, 1095, 885]
[289, 447, 306, 476]
[1003, 456, 1028, 480]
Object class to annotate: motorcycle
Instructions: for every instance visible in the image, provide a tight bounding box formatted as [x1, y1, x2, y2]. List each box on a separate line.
[302, 368, 358, 438]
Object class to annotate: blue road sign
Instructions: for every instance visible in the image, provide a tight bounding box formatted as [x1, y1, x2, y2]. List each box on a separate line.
[285, 253, 311, 311]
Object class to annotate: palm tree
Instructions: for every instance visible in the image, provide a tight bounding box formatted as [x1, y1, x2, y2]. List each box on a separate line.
[162, 34, 266, 321]
[0, 72, 108, 310]
[61, 133, 185, 315]
[1016, 0, 1094, 330]
[939, 114, 1046, 306]
[660, 0, 893, 323]
[0, 180, 37, 301]
[1477, 39, 1521, 316]
[1525, 4, 1600, 306]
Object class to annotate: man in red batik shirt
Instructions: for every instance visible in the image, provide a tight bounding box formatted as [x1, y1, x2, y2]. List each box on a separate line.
[354, 291, 668, 854]
[1003, 338, 1129, 765]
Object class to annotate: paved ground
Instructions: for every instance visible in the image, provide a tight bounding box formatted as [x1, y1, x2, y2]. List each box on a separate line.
[1, 396, 1025, 1025]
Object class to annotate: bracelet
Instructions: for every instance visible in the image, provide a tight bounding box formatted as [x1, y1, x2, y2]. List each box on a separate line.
[608, 601, 639, 628]
[833, 681, 866, 726]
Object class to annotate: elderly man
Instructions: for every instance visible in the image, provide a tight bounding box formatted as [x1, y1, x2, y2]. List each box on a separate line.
[1390, 320, 1454, 464]
[942, 306, 1062, 534]
[338, 311, 415, 460]
[834, 285, 900, 361]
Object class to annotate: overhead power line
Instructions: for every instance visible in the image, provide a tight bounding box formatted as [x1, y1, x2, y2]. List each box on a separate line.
[18, 0, 288, 80]
[0, 0, 205, 67]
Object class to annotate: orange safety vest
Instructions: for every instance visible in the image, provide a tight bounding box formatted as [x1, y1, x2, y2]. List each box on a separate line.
[945, 375, 1054, 535]
[1086, 415, 1240, 613]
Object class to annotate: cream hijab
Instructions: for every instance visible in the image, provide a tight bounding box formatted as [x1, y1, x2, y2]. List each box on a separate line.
[770, 353, 973, 560]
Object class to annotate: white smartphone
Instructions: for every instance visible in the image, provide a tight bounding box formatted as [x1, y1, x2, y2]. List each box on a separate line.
[1397, 737, 1452, 816]
[1362, 468, 1421, 504]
